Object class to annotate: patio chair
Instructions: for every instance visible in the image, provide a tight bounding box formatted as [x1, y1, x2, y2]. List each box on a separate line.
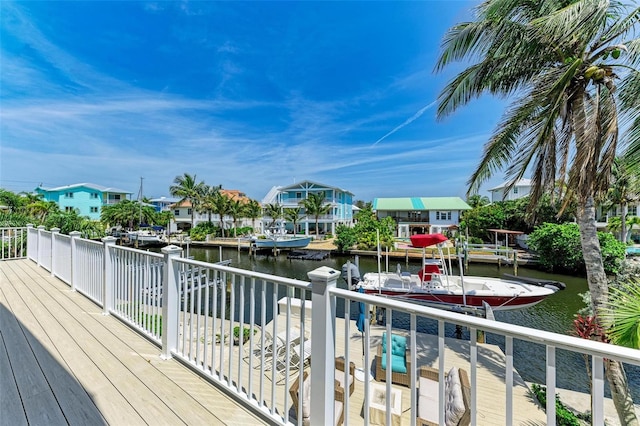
[244, 326, 301, 370]
[374, 332, 411, 386]
[417, 366, 470, 426]
[289, 357, 355, 426]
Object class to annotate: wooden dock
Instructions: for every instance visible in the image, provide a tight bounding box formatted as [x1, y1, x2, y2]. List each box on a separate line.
[0, 259, 265, 425]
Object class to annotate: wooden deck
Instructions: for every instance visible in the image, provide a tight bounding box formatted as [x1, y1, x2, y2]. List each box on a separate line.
[0, 259, 265, 426]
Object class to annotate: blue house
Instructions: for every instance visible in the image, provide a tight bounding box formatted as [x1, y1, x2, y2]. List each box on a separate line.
[35, 183, 132, 221]
[262, 180, 354, 235]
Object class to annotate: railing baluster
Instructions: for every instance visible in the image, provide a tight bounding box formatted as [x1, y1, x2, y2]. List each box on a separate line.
[546, 345, 556, 425]
[506, 336, 513, 426]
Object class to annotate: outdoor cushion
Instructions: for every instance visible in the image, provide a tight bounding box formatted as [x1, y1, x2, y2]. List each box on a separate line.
[334, 369, 354, 391]
[380, 333, 408, 373]
[418, 375, 438, 422]
[302, 375, 312, 419]
[444, 367, 465, 426]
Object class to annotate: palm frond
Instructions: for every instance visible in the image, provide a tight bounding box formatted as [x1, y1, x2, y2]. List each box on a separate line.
[593, 6, 640, 53]
[599, 280, 640, 349]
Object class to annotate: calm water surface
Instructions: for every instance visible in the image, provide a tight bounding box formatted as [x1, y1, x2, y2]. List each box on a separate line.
[187, 246, 639, 399]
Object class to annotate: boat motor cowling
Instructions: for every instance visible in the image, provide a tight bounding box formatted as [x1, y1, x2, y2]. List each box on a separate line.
[341, 262, 361, 289]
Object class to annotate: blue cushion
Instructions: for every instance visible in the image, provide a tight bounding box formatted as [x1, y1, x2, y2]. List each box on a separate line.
[381, 354, 407, 374]
[380, 333, 407, 373]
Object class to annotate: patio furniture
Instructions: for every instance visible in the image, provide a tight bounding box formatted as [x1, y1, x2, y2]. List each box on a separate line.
[289, 357, 355, 426]
[368, 381, 403, 426]
[417, 366, 470, 426]
[244, 326, 301, 370]
[374, 332, 411, 386]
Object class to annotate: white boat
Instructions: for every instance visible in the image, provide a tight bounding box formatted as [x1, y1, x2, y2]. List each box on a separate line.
[250, 221, 313, 249]
[350, 234, 564, 311]
[128, 228, 165, 247]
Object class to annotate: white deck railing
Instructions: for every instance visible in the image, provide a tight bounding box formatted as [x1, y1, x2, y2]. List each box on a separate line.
[0, 227, 28, 261]
[18, 225, 640, 426]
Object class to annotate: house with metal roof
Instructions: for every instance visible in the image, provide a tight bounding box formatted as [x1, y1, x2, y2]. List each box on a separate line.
[488, 178, 532, 202]
[373, 197, 471, 237]
[34, 183, 132, 221]
[262, 180, 354, 235]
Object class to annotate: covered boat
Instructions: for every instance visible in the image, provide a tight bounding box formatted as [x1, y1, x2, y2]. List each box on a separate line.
[352, 233, 563, 311]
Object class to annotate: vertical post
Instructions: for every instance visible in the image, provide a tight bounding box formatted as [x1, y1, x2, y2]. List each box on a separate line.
[37, 225, 45, 267]
[102, 236, 117, 315]
[69, 231, 81, 292]
[26, 224, 34, 260]
[161, 245, 183, 360]
[50, 228, 60, 277]
[308, 266, 339, 426]
[513, 250, 518, 276]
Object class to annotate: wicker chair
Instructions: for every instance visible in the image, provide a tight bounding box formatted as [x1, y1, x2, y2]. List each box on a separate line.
[417, 366, 471, 426]
[374, 333, 411, 387]
[289, 357, 355, 426]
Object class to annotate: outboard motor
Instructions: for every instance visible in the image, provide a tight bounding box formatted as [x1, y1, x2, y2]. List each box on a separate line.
[341, 262, 361, 289]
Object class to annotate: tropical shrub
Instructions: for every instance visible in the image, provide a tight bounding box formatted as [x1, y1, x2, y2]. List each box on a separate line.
[190, 222, 219, 241]
[530, 384, 587, 426]
[527, 223, 626, 275]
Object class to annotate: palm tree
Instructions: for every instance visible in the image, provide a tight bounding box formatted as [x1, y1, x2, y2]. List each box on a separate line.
[211, 193, 231, 237]
[300, 193, 331, 237]
[466, 194, 490, 209]
[198, 185, 220, 224]
[602, 157, 640, 242]
[600, 279, 640, 349]
[436, 2, 640, 422]
[227, 199, 244, 237]
[169, 173, 205, 230]
[284, 207, 304, 235]
[243, 199, 262, 234]
[264, 203, 283, 227]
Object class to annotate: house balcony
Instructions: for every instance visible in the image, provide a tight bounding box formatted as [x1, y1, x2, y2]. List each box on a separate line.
[5, 225, 640, 425]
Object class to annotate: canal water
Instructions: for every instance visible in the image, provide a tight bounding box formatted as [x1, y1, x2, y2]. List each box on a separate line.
[187, 246, 639, 400]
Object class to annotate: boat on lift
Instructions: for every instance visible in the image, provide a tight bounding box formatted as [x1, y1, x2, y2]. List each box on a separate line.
[349, 233, 563, 312]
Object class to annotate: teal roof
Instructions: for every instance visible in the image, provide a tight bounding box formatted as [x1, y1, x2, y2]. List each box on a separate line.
[373, 197, 471, 211]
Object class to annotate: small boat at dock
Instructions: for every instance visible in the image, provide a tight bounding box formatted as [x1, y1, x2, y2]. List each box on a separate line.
[250, 221, 313, 249]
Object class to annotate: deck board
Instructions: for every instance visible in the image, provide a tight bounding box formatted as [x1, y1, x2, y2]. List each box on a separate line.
[0, 259, 265, 426]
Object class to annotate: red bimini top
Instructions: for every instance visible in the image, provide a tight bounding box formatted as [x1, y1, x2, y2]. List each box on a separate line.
[409, 233, 449, 248]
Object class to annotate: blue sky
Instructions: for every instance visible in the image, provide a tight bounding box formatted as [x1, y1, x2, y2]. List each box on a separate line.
[1, 1, 510, 202]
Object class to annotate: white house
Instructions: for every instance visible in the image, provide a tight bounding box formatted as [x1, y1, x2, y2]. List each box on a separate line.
[488, 178, 532, 202]
[373, 197, 471, 238]
[261, 180, 354, 236]
[171, 189, 256, 233]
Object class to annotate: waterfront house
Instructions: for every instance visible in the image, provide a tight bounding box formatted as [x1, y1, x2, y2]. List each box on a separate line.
[373, 197, 471, 237]
[34, 183, 132, 221]
[488, 178, 532, 202]
[262, 180, 354, 236]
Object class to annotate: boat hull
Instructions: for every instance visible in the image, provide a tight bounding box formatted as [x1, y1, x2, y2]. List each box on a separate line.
[360, 288, 549, 311]
[252, 237, 313, 249]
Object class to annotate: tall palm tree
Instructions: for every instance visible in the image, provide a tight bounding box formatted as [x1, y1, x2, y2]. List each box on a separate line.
[243, 199, 262, 234]
[264, 203, 283, 227]
[284, 207, 304, 235]
[227, 199, 244, 237]
[211, 192, 231, 237]
[300, 193, 331, 237]
[602, 157, 640, 242]
[198, 184, 220, 224]
[169, 173, 205, 230]
[436, 1, 640, 422]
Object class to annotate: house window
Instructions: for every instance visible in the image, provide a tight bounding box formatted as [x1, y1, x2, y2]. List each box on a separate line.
[629, 205, 638, 216]
[65, 206, 74, 212]
[65, 192, 74, 198]
[513, 187, 519, 194]
[174, 210, 180, 216]
[436, 211, 451, 221]
[91, 193, 99, 199]
[187, 208, 192, 215]
[90, 207, 98, 213]
[296, 192, 302, 199]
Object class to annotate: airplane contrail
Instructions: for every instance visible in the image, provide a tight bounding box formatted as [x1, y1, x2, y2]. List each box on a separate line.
[372, 100, 437, 146]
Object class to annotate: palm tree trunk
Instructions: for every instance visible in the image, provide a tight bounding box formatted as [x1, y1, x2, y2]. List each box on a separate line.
[621, 203, 628, 243]
[576, 197, 639, 425]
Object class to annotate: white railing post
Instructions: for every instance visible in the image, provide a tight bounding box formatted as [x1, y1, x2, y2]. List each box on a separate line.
[37, 225, 45, 267]
[102, 236, 117, 315]
[26, 224, 35, 260]
[69, 231, 81, 292]
[50, 228, 60, 277]
[307, 266, 339, 426]
[161, 245, 183, 360]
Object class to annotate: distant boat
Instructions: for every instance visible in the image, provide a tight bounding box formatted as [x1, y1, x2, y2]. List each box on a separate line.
[128, 227, 165, 247]
[250, 221, 312, 249]
[349, 233, 563, 311]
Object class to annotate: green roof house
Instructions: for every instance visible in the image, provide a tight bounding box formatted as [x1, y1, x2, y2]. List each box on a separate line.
[372, 197, 471, 237]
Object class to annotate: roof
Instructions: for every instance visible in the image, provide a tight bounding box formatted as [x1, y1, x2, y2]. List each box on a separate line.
[36, 183, 132, 194]
[488, 178, 532, 192]
[170, 189, 252, 208]
[149, 197, 180, 203]
[277, 180, 354, 195]
[373, 197, 471, 211]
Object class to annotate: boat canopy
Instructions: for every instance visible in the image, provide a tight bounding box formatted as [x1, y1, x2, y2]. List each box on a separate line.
[409, 233, 449, 248]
